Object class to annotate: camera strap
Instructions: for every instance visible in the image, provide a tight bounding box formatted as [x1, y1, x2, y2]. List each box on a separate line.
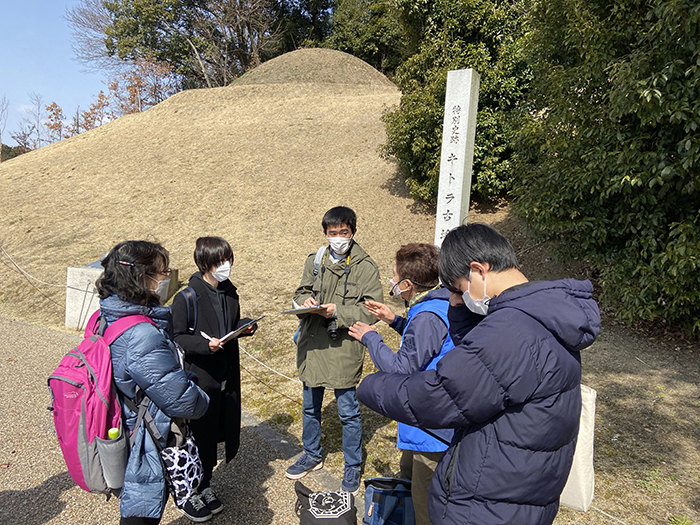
[317, 252, 351, 305]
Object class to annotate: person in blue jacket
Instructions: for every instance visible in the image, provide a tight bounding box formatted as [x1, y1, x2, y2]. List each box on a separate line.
[356, 224, 601, 525]
[96, 240, 209, 525]
[349, 243, 481, 525]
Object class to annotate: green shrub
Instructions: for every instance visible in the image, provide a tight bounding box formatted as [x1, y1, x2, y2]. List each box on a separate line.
[382, 0, 531, 202]
[513, 0, 700, 335]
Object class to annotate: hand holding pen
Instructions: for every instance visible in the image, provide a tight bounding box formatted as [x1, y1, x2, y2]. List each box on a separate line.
[200, 331, 224, 352]
[302, 296, 335, 318]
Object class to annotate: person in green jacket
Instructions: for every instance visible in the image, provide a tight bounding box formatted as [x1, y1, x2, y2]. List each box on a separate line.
[285, 206, 383, 495]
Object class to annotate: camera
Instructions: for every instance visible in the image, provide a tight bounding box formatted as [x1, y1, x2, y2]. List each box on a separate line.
[326, 318, 339, 340]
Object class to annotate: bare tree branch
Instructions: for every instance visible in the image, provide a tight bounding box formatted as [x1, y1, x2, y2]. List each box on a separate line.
[64, 0, 125, 75]
[0, 95, 8, 162]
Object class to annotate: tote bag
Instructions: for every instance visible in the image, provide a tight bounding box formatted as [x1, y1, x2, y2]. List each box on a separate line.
[560, 384, 597, 511]
[295, 481, 356, 525]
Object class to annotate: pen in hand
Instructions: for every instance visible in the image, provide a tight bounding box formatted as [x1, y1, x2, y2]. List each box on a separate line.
[200, 331, 224, 351]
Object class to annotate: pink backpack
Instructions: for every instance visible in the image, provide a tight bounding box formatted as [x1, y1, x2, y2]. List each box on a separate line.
[48, 311, 155, 494]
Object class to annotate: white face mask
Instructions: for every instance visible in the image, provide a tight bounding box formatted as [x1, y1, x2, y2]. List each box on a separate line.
[148, 275, 171, 304]
[212, 260, 231, 282]
[462, 270, 490, 315]
[327, 235, 353, 255]
[389, 278, 407, 297]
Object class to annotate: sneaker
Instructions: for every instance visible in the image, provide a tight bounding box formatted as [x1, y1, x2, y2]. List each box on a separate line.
[178, 494, 212, 522]
[200, 487, 223, 515]
[285, 454, 323, 480]
[341, 466, 361, 495]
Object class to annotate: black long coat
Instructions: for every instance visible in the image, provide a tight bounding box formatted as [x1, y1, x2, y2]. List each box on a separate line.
[172, 272, 246, 463]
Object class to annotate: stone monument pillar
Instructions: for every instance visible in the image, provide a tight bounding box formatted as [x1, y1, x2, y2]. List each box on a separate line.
[434, 68, 480, 247]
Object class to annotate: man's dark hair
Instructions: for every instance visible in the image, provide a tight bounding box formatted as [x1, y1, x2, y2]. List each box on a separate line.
[395, 243, 440, 293]
[194, 236, 234, 275]
[322, 206, 357, 234]
[438, 224, 520, 292]
[96, 240, 169, 305]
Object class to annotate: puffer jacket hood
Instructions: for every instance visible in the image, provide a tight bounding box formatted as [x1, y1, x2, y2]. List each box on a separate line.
[100, 294, 172, 332]
[418, 286, 451, 303]
[488, 279, 600, 352]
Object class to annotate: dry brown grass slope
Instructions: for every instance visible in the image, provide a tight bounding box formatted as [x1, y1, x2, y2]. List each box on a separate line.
[0, 49, 415, 330]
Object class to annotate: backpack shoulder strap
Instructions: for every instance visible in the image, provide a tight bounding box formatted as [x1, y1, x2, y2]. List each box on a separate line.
[180, 286, 197, 334]
[102, 315, 156, 346]
[84, 310, 101, 338]
[122, 392, 164, 451]
[312, 246, 327, 281]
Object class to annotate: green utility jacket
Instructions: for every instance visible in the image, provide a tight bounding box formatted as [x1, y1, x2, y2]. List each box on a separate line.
[294, 242, 383, 389]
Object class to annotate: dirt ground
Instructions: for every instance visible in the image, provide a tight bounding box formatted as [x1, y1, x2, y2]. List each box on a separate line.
[1, 48, 698, 524]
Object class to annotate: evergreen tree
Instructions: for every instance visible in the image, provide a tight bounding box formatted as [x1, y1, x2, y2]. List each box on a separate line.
[382, 0, 531, 201]
[324, 0, 404, 75]
[513, 0, 700, 334]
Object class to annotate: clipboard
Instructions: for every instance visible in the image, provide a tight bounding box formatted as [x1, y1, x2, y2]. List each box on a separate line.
[280, 305, 327, 315]
[219, 315, 265, 343]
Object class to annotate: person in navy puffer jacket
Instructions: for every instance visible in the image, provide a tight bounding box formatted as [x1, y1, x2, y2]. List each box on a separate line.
[97, 241, 209, 525]
[357, 224, 600, 525]
[349, 243, 482, 525]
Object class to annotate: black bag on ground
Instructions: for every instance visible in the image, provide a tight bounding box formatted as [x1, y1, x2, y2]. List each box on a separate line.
[362, 477, 415, 525]
[295, 481, 356, 525]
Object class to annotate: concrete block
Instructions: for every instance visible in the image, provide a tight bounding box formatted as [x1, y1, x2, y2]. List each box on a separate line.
[65, 262, 179, 331]
[65, 264, 102, 331]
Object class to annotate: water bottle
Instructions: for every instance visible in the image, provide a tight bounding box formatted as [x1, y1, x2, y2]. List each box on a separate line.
[108, 427, 120, 440]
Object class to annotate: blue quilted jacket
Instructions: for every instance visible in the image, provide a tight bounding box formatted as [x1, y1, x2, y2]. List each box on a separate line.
[357, 279, 600, 525]
[101, 295, 209, 519]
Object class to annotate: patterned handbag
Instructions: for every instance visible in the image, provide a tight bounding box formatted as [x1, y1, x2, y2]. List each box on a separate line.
[160, 418, 204, 508]
[125, 394, 204, 509]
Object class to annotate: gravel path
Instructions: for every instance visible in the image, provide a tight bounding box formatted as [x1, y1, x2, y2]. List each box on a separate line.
[0, 317, 357, 525]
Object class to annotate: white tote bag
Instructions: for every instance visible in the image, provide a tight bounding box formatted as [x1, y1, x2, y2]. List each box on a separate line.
[560, 384, 596, 511]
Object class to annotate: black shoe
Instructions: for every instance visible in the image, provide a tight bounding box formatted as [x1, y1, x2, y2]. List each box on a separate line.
[200, 487, 223, 515]
[178, 494, 212, 522]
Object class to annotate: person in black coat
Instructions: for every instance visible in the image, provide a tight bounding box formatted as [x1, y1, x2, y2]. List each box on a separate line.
[172, 237, 256, 521]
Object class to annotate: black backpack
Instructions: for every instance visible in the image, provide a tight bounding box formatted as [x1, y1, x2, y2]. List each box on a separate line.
[179, 286, 198, 333]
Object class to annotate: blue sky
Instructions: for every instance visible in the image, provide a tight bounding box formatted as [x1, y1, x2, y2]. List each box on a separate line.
[0, 1, 107, 146]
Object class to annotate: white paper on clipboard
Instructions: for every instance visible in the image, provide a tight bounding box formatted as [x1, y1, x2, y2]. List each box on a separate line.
[219, 315, 265, 343]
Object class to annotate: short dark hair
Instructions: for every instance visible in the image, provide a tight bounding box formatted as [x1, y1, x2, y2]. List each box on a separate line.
[395, 243, 440, 293]
[194, 237, 234, 274]
[438, 224, 520, 292]
[96, 240, 169, 305]
[322, 206, 357, 234]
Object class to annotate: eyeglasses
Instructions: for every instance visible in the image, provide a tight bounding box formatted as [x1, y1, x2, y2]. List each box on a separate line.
[147, 268, 172, 278]
[119, 260, 171, 276]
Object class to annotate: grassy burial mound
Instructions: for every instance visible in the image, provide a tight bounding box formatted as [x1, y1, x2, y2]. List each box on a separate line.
[0, 49, 412, 330]
[1, 48, 698, 524]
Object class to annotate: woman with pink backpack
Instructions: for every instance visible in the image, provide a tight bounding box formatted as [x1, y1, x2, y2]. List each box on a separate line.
[96, 240, 209, 525]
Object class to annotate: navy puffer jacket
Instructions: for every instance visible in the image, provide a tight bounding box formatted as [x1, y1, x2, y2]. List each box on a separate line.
[357, 279, 600, 525]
